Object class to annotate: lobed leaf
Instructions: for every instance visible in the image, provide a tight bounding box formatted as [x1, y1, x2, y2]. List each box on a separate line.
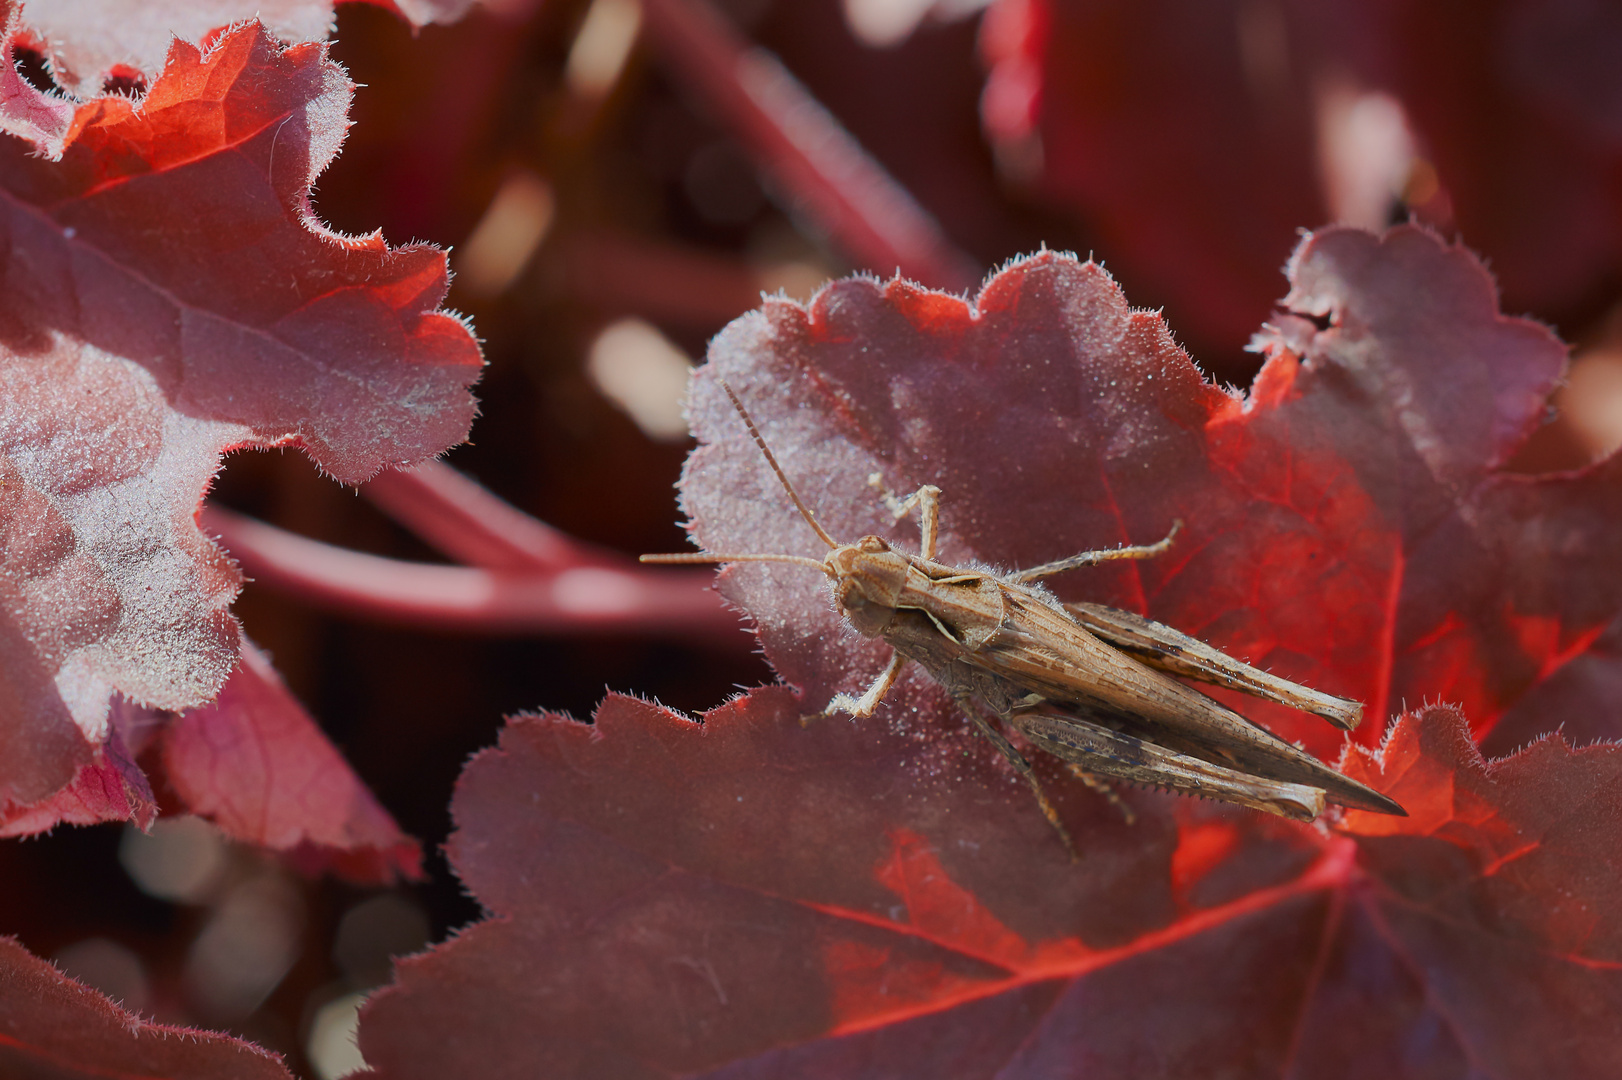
[9, 0, 483, 100]
[680, 230, 1593, 754]
[160, 639, 423, 882]
[0, 935, 297, 1079]
[356, 700, 1622, 1078]
[980, 0, 1622, 352]
[357, 229, 1622, 1075]
[0, 21, 480, 830]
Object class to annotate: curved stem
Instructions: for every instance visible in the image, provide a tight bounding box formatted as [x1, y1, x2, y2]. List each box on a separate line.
[203, 506, 743, 641]
[360, 459, 617, 573]
[638, 0, 980, 291]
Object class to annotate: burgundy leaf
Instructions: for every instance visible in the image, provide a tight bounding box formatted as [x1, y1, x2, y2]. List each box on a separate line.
[161, 639, 422, 883]
[0, 935, 296, 1079]
[1485, 615, 1622, 754]
[0, 21, 481, 823]
[355, 700, 1622, 1078]
[979, 0, 1330, 355]
[357, 230, 1622, 1075]
[1358, 0, 1622, 319]
[0, 719, 154, 837]
[11, 0, 483, 100]
[980, 0, 1622, 353]
[680, 229, 1586, 754]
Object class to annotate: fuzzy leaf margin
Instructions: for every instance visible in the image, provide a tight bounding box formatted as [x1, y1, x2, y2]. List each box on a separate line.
[354, 700, 1622, 1078]
[0, 19, 479, 851]
[356, 229, 1622, 1076]
[0, 935, 297, 1079]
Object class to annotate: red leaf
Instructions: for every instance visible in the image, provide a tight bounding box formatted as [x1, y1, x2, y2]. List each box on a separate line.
[981, 0, 1622, 351]
[161, 639, 422, 883]
[0, 710, 155, 837]
[0, 636, 421, 879]
[980, 0, 1327, 354]
[0, 4, 73, 152]
[0, 22, 481, 821]
[356, 232, 1622, 1074]
[356, 700, 1622, 1077]
[10, 0, 482, 99]
[1321, 712, 1622, 1078]
[1348, 0, 1622, 319]
[1486, 616, 1622, 755]
[680, 229, 1592, 753]
[0, 935, 296, 1078]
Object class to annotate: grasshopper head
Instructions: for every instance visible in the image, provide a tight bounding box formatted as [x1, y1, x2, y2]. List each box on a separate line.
[638, 381, 925, 641]
[826, 535, 910, 637]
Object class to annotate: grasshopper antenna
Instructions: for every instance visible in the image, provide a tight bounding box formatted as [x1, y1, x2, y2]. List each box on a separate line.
[640, 377, 838, 572]
[639, 551, 829, 571]
[713, 378, 840, 550]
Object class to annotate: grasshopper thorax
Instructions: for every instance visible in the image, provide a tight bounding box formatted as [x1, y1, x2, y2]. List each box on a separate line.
[826, 536, 911, 638]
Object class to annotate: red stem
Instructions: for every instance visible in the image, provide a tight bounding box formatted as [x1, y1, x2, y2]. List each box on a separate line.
[360, 459, 617, 572]
[638, 0, 981, 292]
[203, 506, 742, 640]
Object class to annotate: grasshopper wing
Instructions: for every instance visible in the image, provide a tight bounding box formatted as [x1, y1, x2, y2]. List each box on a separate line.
[978, 589, 1403, 816]
[1066, 601, 1362, 730]
[1008, 708, 1326, 820]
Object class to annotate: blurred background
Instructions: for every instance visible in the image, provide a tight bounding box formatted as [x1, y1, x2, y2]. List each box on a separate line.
[3, 0, 1620, 1074]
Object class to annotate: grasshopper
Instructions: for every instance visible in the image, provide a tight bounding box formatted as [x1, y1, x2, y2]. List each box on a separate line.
[644, 381, 1406, 855]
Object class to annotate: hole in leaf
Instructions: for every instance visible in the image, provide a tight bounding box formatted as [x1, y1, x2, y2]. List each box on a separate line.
[102, 64, 147, 97]
[10, 44, 56, 95]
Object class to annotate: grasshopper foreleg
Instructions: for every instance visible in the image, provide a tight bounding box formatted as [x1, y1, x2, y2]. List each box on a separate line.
[953, 692, 1078, 860]
[807, 650, 909, 726]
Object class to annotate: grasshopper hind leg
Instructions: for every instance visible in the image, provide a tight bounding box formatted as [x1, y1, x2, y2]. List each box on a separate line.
[868, 474, 943, 560]
[1007, 520, 1182, 584]
[1066, 766, 1138, 826]
[952, 693, 1078, 860]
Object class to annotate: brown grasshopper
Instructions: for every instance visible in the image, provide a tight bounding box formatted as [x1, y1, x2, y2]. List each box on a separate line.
[644, 381, 1406, 855]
